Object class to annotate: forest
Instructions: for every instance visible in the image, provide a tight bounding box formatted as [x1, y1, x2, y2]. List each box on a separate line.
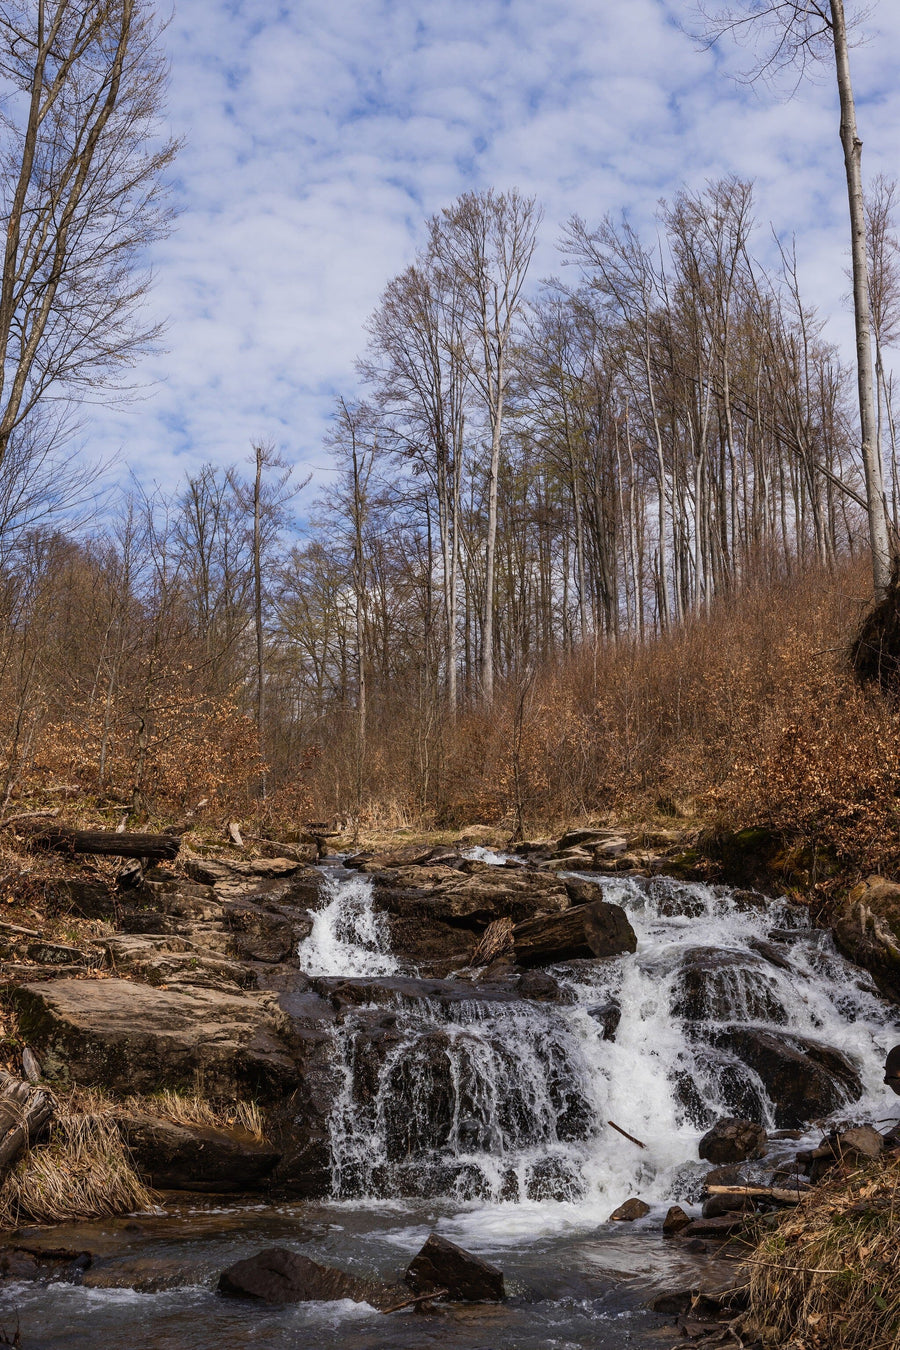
[3, 172, 900, 875]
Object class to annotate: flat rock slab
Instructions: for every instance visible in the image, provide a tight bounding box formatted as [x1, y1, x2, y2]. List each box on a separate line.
[218, 1247, 402, 1308]
[11, 978, 298, 1099]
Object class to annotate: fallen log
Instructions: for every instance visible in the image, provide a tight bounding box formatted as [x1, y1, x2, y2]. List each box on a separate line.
[471, 917, 513, 966]
[16, 825, 181, 862]
[0, 1070, 54, 1177]
[512, 899, 637, 967]
[705, 1184, 807, 1205]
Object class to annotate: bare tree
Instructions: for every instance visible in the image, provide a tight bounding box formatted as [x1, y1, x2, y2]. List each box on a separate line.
[694, 0, 893, 598]
[429, 189, 541, 703]
[0, 0, 178, 469]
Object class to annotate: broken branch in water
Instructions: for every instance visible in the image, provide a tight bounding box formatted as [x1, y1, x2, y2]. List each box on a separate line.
[380, 1287, 449, 1314]
[608, 1120, 646, 1149]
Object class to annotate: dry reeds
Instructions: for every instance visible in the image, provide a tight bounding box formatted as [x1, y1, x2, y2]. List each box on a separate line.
[127, 1088, 266, 1140]
[739, 1154, 900, 1350]
[0, 1107, 154, 1227]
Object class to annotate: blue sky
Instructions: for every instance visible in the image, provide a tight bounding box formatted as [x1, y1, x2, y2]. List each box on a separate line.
[88, 0, 900, 494]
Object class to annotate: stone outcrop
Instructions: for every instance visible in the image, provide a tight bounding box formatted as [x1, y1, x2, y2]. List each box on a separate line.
[11, 978, 298, 1099]
[709, 1027, 861, 1128]
[833, 875, 900, 1002]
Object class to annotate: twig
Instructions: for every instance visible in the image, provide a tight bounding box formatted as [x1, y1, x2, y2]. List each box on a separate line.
[608, 1119, 646, 1149]
[380, 1287, 448, 1314]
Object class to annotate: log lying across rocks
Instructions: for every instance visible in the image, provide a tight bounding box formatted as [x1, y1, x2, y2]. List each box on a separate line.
[512, 898, 637, 967]
[0, 1070, 54, 1177]
[16, 824, 181, 862]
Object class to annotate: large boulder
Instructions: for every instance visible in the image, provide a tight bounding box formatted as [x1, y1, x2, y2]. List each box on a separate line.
[373, 868, 570, 928]
[833, 875, 900, 1002]
[512, 899, 637, 967]
[709, 1026, 862, 1128]
[218, 1247, 400, 1308]
[673, 948, 787, 1025]
[11, 979, 298, 1100]
[117, 1111, 280, 1191]
[405, 1233, 504, 1302]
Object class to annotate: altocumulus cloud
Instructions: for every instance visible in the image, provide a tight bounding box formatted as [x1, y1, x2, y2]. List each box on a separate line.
[87, 0, 900, 495]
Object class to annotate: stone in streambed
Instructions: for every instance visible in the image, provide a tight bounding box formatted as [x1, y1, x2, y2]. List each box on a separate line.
[405, 1233, 505, 1302]
[698, 1117, 767, 1165]
[587, 1001, 621, 1039]
[662, 1205, 692, 1236]
[609, 1197, 650, 1221]
[218, 1247, 400, 1307]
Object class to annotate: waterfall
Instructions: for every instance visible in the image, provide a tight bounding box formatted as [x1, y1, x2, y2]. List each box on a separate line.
[299, 867, 900, 1220]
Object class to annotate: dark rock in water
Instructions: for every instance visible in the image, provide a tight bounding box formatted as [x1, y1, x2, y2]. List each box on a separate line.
[673, 948, 787, 1025]
[118, 1112, 280, 1191]
[885, 1043, 900, 1096]
[710, 1026, 862, 1128]
[515, 969, 560, 1002]
[405, 1233, 505, 1302]
[609, 1197, 650, 1221]
[702, 1192, 756, 1218]
[662, 1205, 692, 1236]
[681, 1214, 747, 1238]
[747, 937, 793, 972]
[699, 1117, 767, 1165]
[512, 900, 637, 967]
[218, 1247, 399, 1307]
[587, 1001, 621, 1040]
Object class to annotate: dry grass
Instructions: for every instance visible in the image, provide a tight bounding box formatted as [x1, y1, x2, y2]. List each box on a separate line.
[125, 1088, 266, 1141]
[738, 1154, 900, 1350]
[0, 1107, 154, 1227]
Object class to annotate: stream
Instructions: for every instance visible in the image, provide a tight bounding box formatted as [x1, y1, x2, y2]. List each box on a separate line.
[3, 860, 900, 1348]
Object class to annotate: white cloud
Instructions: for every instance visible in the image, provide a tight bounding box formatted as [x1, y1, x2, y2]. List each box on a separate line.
[84, 0, 900, 497]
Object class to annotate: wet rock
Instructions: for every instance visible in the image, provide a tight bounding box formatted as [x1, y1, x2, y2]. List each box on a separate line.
[886, 1044, 900, 1095]
[512, 899, 637, 967]
[117, 1111, 280, 1191]
[556, 829, 619, 852]
[698, 1117, 767, 1165]
[515, 969, 560, 1002]
[12, 978, 298, 1100]
[218, 1247, 400, 1307]
[833, 875, 900, 1002]
[709, 1027, 862, 1128]
[681, 1214, 747, 1238]
[701, 1192, 757, 1218]
[587, 1001, 621, 1039]
[405, 1233, 505, 1302]
[662, 1205, 692, 1236]
[673, 948, 787, 1024]
[609, 1197, 650, 1221]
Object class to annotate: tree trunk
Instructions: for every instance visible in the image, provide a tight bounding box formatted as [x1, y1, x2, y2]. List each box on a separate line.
[512, 899, 637, 967]
[0, 1070, 53, 1178]
[832, 0, 893, 597]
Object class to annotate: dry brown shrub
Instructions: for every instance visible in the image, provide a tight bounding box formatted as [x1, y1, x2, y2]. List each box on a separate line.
[739, 1153, 900, 1350]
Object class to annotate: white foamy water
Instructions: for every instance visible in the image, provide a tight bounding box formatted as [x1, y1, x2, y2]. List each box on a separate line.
[305, 866, 900, 1229]
[297, 871, 398, 977]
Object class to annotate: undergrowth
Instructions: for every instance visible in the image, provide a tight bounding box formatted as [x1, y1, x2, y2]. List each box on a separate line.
[739, 1153, 900, 1349]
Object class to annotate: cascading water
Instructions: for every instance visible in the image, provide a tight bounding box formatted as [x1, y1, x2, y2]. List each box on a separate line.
[299, 866, 900, 1224]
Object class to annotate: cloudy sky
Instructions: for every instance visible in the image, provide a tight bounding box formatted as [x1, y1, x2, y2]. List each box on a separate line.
[88, 0, 900, 495]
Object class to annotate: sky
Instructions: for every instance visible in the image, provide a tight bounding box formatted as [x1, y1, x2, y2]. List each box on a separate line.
[85, 0, 900, 498]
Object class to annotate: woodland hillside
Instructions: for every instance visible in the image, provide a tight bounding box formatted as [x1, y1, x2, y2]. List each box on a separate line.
[2, 178, 900, 881]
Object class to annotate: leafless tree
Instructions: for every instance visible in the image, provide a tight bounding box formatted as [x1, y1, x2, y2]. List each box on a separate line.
[0, 0, 178, 471]
[693, 0, 893, 597]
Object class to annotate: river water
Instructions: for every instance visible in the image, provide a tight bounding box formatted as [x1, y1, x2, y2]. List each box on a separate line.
[3, 861, 900, 1349]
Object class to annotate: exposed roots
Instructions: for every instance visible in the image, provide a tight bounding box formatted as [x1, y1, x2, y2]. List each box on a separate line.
[851, 572, 900, 695]
[0, 1108, 154, 1227]
[737, 1153, 900, 1350]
